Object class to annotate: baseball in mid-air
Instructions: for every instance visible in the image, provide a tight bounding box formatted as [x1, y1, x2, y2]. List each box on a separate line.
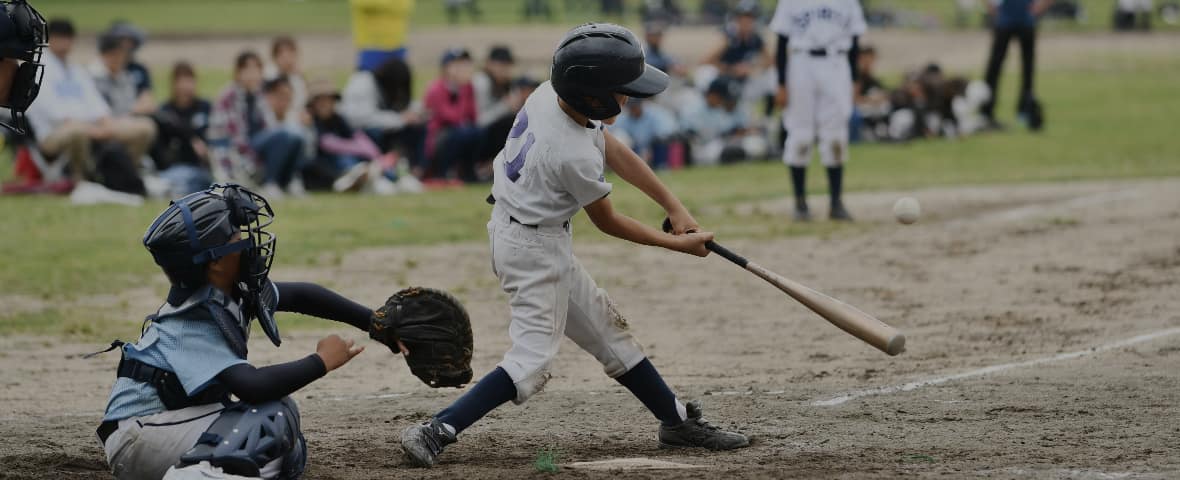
[893, 197, 921, 224]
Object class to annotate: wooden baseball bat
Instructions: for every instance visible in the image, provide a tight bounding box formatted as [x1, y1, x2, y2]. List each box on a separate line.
[664, 219, 905, 356]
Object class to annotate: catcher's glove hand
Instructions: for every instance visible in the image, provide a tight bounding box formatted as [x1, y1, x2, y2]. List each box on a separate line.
[371, 287, 473, 388]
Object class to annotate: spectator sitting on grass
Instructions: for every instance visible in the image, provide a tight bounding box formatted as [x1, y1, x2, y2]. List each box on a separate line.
[304, 78, 402, 195]
[150, 61, 214, 195]
[104, 21, 152, 100]
[90, 33, 157, 117]
[679, 75, 765, 165]
[264, 36, 308, 123]
[423, 47, 480, 183]
[608, 98, 679, 169]
[210, 51, 307, 198]
[340, 57, 426, 174]
[27, 18, 155, 183]
[472, 45, 524, 169]
[257, 75, 312, 197]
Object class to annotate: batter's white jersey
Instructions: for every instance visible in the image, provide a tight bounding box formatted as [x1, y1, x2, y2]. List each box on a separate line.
[769, 0, 867, 50]
[486, 81, 646, 403]
[490, 81, 612, 226]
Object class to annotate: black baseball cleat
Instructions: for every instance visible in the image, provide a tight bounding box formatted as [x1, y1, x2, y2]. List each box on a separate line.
[829, 201, 853, 222]
[401, 418, 457, 467]
[793, 202, 812, 222]
[658, 401, 750, 451]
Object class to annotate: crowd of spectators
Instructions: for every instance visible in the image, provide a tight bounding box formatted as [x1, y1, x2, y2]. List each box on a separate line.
[5, 4, 1005, 203]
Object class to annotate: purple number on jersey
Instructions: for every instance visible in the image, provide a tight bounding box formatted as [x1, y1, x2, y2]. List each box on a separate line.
[506, 110, 533, 182]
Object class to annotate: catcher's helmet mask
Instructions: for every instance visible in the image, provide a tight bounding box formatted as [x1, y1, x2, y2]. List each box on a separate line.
[144, 183, 281, 346]
[0, 0, 47, 134]
[551, 23, 669, 120]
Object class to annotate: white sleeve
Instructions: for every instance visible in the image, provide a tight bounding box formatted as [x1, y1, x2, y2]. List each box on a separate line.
[849, 0, 868, 36]
[768, 1, 794, 36]
[340, 73, 406, 130]
[556, 151, 613, 208]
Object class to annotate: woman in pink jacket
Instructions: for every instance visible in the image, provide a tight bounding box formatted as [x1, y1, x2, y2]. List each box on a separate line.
[423, 48, 481, 182]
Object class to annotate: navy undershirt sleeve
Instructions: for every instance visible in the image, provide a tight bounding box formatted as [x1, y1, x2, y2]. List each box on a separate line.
[275, 282, 372, 332]
[776, 34, 788, 86]
[849, 36, 860, 82]
[218, 355, 327, 404]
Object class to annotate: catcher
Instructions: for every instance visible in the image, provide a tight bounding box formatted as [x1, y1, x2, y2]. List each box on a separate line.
[94, 183, 471, 480]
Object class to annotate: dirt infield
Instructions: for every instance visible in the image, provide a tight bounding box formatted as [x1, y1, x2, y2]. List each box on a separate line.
[2, 178, 1178, 479]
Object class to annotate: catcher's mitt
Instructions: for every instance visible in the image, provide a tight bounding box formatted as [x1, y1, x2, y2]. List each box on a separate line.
[371, 287, 473, 388]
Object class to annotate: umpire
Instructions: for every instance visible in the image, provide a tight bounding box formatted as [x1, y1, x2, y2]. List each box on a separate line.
[981, 0, 1051, 131]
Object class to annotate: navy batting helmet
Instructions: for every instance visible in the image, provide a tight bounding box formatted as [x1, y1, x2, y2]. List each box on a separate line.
[550, 23, 669, 120]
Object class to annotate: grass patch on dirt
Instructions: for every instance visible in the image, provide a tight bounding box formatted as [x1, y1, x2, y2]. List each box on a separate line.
[2, 55, 1178, 335]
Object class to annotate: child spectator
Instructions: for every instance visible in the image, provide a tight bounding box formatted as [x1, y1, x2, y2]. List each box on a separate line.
[28, 19, 155, 185]
[703, 0, 769, 81]
[642, 21, 686, 77]
[305, 78, 400, 194]
[152, 62, 214, 195]
[90, 34, 154, 116]
[340, 57, 426, 173]
[104, 21, 152, 99]
[209, 51, 307, 197]
[264, 36, 308, 124]
[608, 98, 678, 168]
[473, 46, 524, 166]
[852, 45, 890, 142]
[423, 47, 480, 182]
[258, 76, 311, 197]
[680, 75, 765, 165]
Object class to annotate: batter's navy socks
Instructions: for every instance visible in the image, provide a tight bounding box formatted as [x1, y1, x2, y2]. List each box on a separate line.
[435, 367, 516, 434]
[789, 166, 811, 221]
[616, 358, 686, 426]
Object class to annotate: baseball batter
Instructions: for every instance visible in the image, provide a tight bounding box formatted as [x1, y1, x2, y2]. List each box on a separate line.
[770, 0, 866, 221]
[400, 23, 749, 468]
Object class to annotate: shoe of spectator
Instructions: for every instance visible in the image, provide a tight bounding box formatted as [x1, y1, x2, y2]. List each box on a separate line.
[261, 183, 285, 200]
[396, 171, 424, 194]
[142, 175, 170, 199]
[369, 175, 398, 196]
[70, 181, 144, 206]
[287, 177, 308, 198]
[333, 163, 369, 193]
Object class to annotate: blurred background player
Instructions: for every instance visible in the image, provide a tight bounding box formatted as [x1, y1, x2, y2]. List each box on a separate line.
[349, 0, 413, 71]
[770, 0, 867, 221]
[981, 0, 1052, 131]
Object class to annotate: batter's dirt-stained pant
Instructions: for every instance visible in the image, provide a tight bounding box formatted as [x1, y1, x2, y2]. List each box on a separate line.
[489, 206, 647, 403]
[782, 51, 854, 168]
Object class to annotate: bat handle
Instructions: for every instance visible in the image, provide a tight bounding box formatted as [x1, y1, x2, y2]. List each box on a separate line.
[662, 218, 749, 268]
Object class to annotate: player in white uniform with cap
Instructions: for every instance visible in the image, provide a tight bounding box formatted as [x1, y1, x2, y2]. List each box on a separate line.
[770, 0, 867, 221]
[398, 23, 750, 468]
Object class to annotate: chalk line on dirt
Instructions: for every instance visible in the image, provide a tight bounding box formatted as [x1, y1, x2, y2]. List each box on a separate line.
[810, 327, 1180, 407]
[951, 189, 1142, 226]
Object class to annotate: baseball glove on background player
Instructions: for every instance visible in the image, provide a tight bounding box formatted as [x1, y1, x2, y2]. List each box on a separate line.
[371, 287, 473, 388]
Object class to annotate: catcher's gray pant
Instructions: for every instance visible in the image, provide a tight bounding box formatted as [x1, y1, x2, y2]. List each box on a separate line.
[489, 207, 647, 403]
[101, 402, 294, 479]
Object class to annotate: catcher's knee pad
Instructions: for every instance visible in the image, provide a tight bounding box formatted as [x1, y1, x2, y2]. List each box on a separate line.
[177, 398, 307, 480]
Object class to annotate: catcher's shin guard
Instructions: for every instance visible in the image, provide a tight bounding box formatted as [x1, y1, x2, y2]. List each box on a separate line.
[176, 398, 307, 480]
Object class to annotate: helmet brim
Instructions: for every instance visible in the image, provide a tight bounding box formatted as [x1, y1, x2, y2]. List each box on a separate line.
[616, 63, 669, 98]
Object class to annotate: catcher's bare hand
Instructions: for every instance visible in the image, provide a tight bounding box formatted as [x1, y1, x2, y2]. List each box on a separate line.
[316, 334, 364, 372]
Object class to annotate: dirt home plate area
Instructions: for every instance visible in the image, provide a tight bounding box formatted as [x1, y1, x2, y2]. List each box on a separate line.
[0, 178, 1176, 478]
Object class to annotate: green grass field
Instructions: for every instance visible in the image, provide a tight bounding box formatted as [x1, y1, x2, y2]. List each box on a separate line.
[32, 0, 1177, 34]
[3, 53, 1177, 336]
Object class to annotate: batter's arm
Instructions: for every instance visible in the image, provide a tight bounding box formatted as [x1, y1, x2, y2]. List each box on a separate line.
[603, 129, 698, 233]
[584, 195, 712, 257]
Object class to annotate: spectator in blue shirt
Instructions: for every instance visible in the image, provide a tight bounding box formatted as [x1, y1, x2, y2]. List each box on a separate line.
[981, 0, 1052, 130]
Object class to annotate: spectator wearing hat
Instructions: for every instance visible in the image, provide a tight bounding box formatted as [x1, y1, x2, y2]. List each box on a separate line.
[27, 18, 156, 185]
[642, 22, 686, 77]
[703, 0, 769, 81]
[472, 45, 525, 165]
[264, 36, 308, 124]
[423, 47, 479, 182]
[340, 57, 426, 172]
[104, 21, 153, 101]
[679, 75, 763, 165]
[90, 34, 154, 116]
[150, 62, 214, 195]
[304, 78, 401, 194]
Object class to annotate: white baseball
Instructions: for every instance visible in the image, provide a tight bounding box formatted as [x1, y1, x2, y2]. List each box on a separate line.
[893, 197, 921, 225]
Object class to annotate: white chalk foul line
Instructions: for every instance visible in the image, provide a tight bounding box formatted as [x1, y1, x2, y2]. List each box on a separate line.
[810, 327, 1180, 407]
